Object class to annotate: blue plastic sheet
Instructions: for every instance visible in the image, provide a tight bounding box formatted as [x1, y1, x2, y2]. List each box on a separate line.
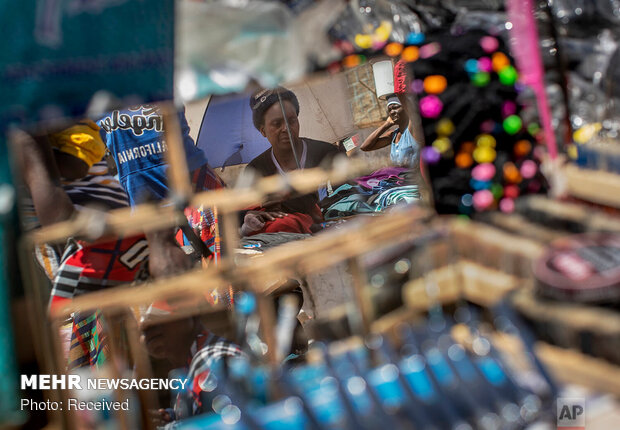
[0, 139, 20, 425]
[196, 95, 271, 168]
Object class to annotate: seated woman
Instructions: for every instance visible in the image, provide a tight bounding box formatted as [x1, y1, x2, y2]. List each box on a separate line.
[360, 93, 421, 169]
[241, 87, 344, 236]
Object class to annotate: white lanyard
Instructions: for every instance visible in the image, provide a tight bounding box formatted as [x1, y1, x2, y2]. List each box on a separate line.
[271, 139, 307, 175]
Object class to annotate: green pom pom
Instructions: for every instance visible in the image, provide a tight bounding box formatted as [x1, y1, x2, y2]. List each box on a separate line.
[498, 65, 518, 86]
[471, 71, 490, 87]
[527, 123, 541, 136]
[503, 115, 522, 135]
[491, 183, 504, 199]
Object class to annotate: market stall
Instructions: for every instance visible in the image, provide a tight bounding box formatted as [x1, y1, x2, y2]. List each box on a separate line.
[2, 1, 620, 429]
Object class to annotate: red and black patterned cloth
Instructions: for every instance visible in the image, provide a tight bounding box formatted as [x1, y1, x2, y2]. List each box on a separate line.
[173, 330, 243, 420]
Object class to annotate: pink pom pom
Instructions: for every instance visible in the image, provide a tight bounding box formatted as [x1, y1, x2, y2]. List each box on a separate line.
[520, 160, 538, 179]
[419, 95, 443, 118]
[499, 198, 515, 213]
[480, 36, 499, 53]
[473, 189, 494, 210]
[501, 100, 517, 118]
[478, 57, 493, 72]
[472, 163, 496, 181]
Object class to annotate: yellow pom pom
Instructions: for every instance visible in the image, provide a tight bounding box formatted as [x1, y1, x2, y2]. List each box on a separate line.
[354, 34, 373, 50]
[436, 118, 455, 136]
[473, 146, 496, 163]
[432, 137, 452, 153]
[476, 134, 496, 148]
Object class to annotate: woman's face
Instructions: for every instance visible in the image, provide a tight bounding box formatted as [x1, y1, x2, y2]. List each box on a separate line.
[388, 103, 405, 123]
[260, 100, 300, 151]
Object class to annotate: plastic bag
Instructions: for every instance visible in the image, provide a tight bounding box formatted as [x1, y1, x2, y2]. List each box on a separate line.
[177, 0, 306, 100]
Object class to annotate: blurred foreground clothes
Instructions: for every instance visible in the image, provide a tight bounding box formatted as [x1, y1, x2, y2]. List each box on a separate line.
[22, 157, 149, 370]
[140, 299, 243, 426]
[173, 330, 243, 420]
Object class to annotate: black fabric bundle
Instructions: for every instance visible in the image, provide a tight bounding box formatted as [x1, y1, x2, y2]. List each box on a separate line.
[406, 29, 548, 214]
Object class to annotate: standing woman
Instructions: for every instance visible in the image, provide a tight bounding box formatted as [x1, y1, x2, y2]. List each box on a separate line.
[360, 93, 421, 168]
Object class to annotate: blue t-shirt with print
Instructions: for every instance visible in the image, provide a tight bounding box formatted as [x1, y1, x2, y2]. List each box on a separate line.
[98, 105, 207, 206]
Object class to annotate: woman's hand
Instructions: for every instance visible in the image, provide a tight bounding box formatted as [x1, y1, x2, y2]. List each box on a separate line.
[149, 408, 174, 426]
[146, 229, 194, 278]
[240, 211, 287, 236]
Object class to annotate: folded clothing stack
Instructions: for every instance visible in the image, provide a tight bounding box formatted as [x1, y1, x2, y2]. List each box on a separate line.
[320, 167, 420, 220]
[240, 232, 311, 251]
[374, 185, 420, 210]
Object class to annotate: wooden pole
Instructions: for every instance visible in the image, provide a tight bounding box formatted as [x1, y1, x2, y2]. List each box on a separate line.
[161, 103, 192, 203]
[31, 160, 371, 246]
[346, 257, 372, 337]
[51, 207, 432, 320]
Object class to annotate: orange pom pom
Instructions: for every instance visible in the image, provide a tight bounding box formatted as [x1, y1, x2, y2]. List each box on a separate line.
[423, 75, 447, 94]
[455, 152, 474, 168]
[492, 52, 510, 72]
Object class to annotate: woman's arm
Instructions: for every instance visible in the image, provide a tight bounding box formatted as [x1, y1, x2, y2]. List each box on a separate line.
[10, 129, 75, 227]
[360, 118, 396, 151]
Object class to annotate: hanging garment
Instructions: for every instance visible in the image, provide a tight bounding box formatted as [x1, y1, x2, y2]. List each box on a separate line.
[173, 164, 226, 261]
[20, 160, 150, 311]
[97, 106, 208, 206]
[49, 236, 149, 311]
[22, 159, 150, 372]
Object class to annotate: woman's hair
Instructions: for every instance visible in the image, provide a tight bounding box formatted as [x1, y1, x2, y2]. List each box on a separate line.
[249, 87, 300, 130]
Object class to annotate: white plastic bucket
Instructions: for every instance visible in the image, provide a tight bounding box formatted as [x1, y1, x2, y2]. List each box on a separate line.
[372, 60, 394, 99]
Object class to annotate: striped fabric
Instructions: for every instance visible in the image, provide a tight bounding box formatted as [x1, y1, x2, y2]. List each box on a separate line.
[21, 161, 132, 281]
[175, 164, 226, 263]
[21, 161, 128, 229]
[49, 236, 149, 311]
[68, 311, 109, 370]
[63, 161, 129, 210]
[172, 330, 242, 419]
